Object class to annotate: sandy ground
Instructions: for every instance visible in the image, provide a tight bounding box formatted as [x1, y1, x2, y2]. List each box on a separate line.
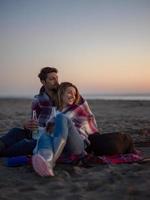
[0, 98, 150, 200]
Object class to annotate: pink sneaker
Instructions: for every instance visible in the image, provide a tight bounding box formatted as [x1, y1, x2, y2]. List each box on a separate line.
[32, 154, 54, 177]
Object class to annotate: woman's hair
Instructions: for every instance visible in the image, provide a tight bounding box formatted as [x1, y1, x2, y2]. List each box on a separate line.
[57, 82, 80, 110]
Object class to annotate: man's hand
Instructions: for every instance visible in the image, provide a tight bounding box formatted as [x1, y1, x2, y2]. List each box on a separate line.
[23, 119, 38, 131]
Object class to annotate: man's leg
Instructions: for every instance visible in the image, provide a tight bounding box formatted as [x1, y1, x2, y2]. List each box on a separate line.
[0, 127, 31, 147]
[0, 127, 32, 156]
[1, 138, 36, 157]
[0, 140, 5, 152]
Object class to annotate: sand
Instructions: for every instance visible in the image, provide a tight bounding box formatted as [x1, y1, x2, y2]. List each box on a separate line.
[0, 98, 150, 200]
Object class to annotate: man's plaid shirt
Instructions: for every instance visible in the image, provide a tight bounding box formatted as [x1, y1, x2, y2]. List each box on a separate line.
[31, 91, 55, 127]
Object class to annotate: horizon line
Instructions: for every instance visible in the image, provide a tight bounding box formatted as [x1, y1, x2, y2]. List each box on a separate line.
[0, 92, 150, 100]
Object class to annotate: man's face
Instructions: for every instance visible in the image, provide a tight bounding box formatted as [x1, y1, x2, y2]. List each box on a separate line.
[42, 72, 59, 90]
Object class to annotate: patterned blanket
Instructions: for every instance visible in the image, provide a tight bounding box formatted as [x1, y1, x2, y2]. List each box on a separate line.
[57, 151, 143, 165]
[3, 151, 143, 167]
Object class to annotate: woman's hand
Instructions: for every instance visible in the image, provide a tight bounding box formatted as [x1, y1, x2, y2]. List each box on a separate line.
[46, 122, 55, 134]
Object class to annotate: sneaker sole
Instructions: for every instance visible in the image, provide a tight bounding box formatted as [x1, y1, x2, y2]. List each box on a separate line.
[32, 154, 54, 177]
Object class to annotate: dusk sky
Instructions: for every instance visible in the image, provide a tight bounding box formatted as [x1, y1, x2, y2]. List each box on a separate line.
[0, 0, 150, 97]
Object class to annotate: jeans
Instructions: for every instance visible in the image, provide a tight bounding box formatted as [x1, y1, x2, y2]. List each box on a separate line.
[35, 113, 85, 157]
[0, 128, 36, 157]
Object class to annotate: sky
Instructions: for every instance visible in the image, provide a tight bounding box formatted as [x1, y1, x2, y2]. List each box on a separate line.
[0, 0, 150, 97]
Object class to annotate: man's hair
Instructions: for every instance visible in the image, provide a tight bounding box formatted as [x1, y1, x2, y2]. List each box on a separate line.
[38, 67, 58, 81]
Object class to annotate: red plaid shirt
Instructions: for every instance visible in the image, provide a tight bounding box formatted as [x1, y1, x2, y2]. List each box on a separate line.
[31, 88, 55, 127]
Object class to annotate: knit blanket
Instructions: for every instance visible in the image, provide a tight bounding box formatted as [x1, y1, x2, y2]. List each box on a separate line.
[62, 97, 99, 139]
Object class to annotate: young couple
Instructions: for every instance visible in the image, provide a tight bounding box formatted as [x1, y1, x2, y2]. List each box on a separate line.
[0, 67, 135, 176]
[32, 81, 99, 176]
[0, 67, 98, 160]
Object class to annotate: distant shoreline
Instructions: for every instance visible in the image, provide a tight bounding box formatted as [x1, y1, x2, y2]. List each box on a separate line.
[0, 96, 150, 101]
[85, 95, 150, 101]
[1, 92, 150, 101]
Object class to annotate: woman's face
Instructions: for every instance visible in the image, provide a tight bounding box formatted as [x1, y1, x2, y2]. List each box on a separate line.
[62, 86, 77, 106]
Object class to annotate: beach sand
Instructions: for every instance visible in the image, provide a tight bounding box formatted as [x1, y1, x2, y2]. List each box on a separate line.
[0, 98, 150, 200]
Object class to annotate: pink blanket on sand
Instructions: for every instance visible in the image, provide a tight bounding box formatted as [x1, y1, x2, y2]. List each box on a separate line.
[83, 152, 143, 165]
[57, 151, 143, 165]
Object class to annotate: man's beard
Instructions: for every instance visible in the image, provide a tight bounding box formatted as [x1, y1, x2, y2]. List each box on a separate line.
[51, 88, 57, 92]
[50, 84, 59, 92]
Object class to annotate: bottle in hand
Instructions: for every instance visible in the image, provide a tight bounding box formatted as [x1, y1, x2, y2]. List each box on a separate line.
[32, 110, 39, 139]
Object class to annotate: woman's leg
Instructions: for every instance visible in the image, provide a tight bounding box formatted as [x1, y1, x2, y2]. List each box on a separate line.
[52, 113, 85, 161]
[33, 113, 84, 159]
[32, 133, 54, 176]
[35, 133, 53, 156]
[32, 113, 85, 177]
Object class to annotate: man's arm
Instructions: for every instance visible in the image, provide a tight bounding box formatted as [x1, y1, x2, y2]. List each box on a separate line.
[23, 96, 39, 131]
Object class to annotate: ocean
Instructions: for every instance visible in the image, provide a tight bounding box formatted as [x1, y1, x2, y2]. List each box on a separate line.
[83, 94, 150, 100]
[0, 94, 150, 101]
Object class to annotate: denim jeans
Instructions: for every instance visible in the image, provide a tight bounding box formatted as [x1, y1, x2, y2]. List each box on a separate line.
[35, 113, 85, 157]
[0, 128, 36, 157]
